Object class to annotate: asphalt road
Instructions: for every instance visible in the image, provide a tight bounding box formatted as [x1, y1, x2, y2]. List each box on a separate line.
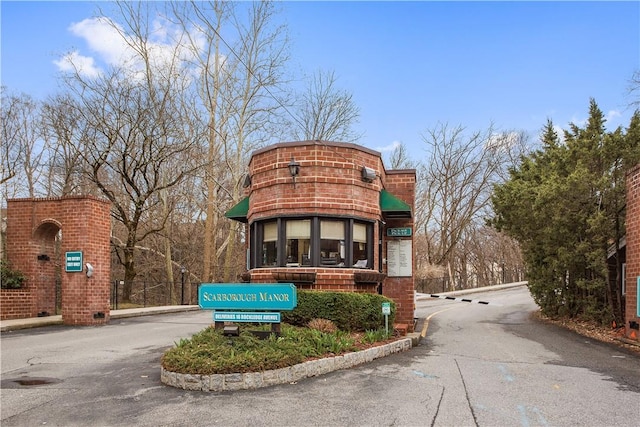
[1, 286, 638, 426]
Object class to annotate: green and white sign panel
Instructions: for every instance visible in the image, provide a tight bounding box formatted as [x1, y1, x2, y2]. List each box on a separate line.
[387, 227, 412, 237]
[382, 302, 391, 315]
[213, 311, 281, 323]
[199, 283, 297, 311]
[65, 251, 83, 272]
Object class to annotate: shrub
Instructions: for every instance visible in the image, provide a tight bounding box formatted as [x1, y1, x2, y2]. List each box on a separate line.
[308, 318, 338, 333]
[1, 261, 25, 289]
[282, 290, 395, 331]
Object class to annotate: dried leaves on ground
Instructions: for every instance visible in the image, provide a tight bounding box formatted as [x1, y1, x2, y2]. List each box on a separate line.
[534, 311, 640, 355]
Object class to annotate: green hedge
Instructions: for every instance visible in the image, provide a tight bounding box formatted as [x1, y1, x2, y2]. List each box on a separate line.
[282, 290, 395, 331]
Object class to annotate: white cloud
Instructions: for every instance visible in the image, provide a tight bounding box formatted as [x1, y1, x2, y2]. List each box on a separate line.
[375, 140, 401, 152]
[605, 109, 621, 123]
[53, 51, 101, 78]
[55, 16, 204, 82]
[68, 17, 130, 67]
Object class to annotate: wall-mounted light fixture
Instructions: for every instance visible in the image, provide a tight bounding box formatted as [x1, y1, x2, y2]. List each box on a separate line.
[85, 263, 94, 278]
[288, 157, 300, 188]
[242, 174, 252, 188]
[362, 166, 376, 183]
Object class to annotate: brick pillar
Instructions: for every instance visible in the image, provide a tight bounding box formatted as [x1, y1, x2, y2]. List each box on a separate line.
[3, 196, 111, 325]
[60, 197, 112, 325]
[382, 170, 417, 331]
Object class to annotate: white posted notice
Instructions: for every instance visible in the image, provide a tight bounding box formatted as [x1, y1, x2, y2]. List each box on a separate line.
[387, 240, 412, 277]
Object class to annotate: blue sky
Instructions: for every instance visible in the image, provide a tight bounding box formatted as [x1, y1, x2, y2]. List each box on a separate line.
[2, 1, 639, 158]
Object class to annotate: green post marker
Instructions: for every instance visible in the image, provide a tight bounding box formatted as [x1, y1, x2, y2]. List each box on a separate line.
[382, 302, 391, 335]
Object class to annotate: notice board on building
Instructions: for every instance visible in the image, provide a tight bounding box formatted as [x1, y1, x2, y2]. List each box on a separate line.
[387, 240, 412, 277]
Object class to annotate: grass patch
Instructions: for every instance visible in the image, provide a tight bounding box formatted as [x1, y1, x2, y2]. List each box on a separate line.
[161, 324, 394, 375]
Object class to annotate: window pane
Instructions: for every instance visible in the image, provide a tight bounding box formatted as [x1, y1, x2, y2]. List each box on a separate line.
[286, 220, 310, 239]
[264, 222, 277, 242]
[353, 223, 367, 242]
[262, 241, 277, 266]
[352, 222, 370, 268]
[321, 220, 345, 240]
[320, 220, 344, 266]
[286, 220, 310, 265]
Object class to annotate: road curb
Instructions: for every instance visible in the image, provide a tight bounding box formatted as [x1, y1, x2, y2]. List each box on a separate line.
[0, 306, 200, 332]
[161, 337, 413, 392]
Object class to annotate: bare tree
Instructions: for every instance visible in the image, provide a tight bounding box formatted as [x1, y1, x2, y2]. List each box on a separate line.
[387, 142, 416, 169]
[290, 69, 361, 142]
[173, 1, 291, 282]
[0, 89, 46, 198]
[58, 4, 206, 302]
[418, 122, 505, 291]
[0, 87, 23, 189]
[171, 0, 232, 283]
[40, 94, 92, 196]
[628, 69, 640, 109]
[220, 1, 291, 281]
[0, 87, 27, 262]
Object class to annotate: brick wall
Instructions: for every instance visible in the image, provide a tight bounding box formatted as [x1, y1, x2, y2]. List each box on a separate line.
[250, 141, 383, 222]
[2, 196, 112, 325]
[0, 290, 34, 320]
[625, 164, 640, 340]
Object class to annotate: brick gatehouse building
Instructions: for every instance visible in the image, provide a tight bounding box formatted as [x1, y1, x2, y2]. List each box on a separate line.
[225, 141, 417, 330]
[626, 164, 640, 342]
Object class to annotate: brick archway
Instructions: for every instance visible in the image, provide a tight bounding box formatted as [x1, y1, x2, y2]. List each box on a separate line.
[1, 196, 111, 325]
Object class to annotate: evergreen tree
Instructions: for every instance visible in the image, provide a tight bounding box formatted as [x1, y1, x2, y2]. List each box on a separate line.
[492, 100, 640, 324]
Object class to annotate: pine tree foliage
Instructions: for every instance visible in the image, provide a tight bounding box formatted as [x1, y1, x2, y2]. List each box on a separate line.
[491, 100, 640, 324]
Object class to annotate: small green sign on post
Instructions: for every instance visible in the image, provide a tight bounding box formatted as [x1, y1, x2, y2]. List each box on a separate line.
[382, 302, 391, 334]
[387, 227, 412, 237]
[65, 251, 83, 273]
[382, 302, 391, 315]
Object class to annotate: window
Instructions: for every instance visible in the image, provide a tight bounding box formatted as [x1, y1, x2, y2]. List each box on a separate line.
[285, 220, 310, 266]
[320, 220, 345, 266]
[261, 221, 277, 266]
[352, 222, 369, 268]
[251, 217, 373, 269]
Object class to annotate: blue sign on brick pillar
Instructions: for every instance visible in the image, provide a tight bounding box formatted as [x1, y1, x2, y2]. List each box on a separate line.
[65, 251, 83, 272]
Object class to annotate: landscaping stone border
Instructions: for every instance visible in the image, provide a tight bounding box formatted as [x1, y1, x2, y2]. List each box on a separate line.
[161, 337, 412, 392]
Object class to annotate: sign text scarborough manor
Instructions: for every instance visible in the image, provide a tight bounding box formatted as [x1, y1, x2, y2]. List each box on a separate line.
[198, 283, 297, 311]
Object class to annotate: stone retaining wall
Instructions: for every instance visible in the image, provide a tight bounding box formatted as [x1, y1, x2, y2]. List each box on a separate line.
[161, 337, 412, 392]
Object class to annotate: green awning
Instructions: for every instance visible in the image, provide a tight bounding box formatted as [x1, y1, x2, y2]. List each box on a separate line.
[225, 197, 249, 223]
[380, 189, 412, 218]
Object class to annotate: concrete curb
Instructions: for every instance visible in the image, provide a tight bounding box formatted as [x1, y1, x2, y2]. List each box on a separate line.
[0, 305, 200, 332]
[161, 337, 413, 392]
